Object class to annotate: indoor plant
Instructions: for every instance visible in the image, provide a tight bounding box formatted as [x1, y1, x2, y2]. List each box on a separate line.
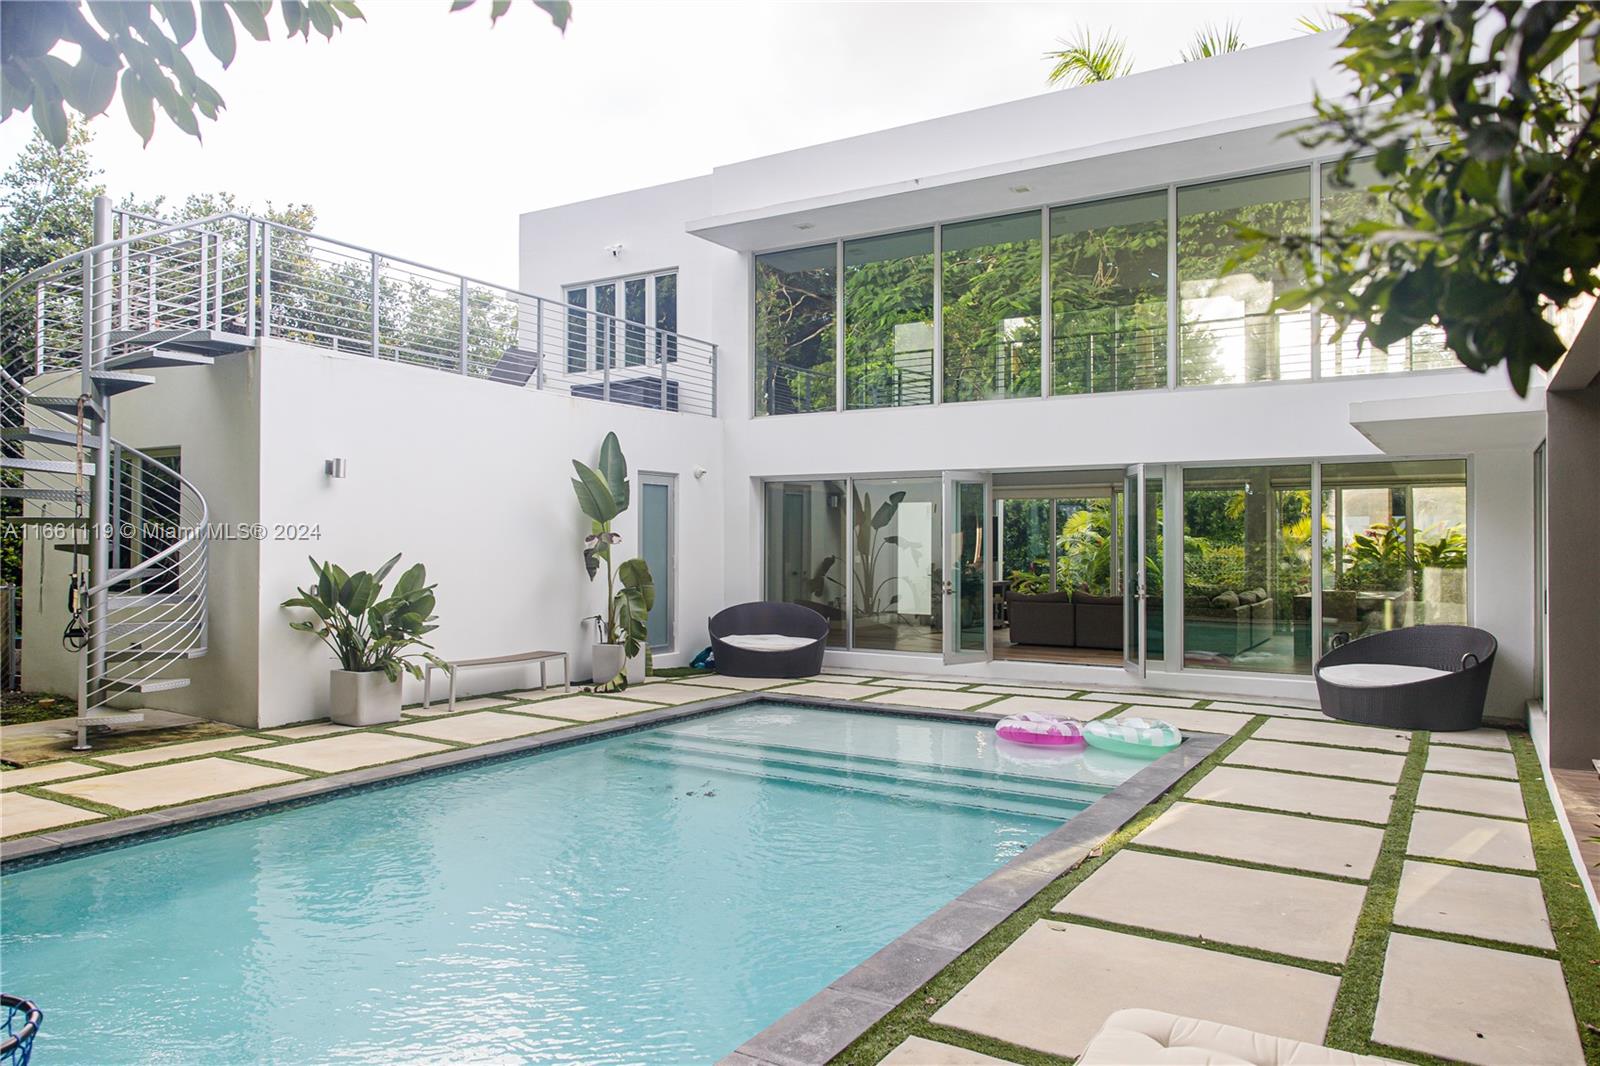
[281, 554, 445, 725]
[572, 432, 655, 688]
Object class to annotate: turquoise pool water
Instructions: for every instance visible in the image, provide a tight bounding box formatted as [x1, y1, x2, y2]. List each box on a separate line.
[0, 703, 1146, 1064]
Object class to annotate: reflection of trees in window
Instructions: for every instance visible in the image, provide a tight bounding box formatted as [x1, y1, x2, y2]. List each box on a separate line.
[1178, 170, 1312, 385]
[1319, 159, 1452, 376]
[942, 213, 1041, 403]
[844, 230, 934, 409]
[1051, 193, 1167, 395]
[755, 245, 836, 416]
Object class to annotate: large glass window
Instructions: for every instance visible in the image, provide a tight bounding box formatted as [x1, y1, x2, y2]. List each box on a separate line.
[594, 282, 617, 369]
[640, 475, 674, 651]
[844, 230, 935, 409]
[1320, 460, 1467, 653]
[1319, 159, 1453, 376]
[762, 480, 847, 646]
[850, 478, 942, 652]
[1000, 498, 1053, 593]
[755, 245, 837, 416]
[1182, 465, 1313, 674]
[942, 212, 1042, 403]
[1178, 170, 1313, 386]
[1051, 193, 1168, 395]
[564, 287, 587, 374]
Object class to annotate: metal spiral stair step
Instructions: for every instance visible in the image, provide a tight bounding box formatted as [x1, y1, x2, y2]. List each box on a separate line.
[26, 396, 103, 421]
[0, 427, 101, 448]
[103, 678, 190, 695]
[0, 457, 97, 475]
[1, 487, 80, 503]
[102, 350, 214, 371]
[105, 645, 208, 661]
[88, 370, 156, 396]
[77, 710, 146, 726]
[107, 327, 254, 356]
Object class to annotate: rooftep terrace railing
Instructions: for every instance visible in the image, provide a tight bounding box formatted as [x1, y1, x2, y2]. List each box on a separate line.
[16, 208, 719, 417]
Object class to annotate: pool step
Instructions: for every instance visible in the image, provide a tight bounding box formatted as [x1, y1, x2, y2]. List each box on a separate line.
[608, 743, 1091, 822]
[647, 729, 1119, 799]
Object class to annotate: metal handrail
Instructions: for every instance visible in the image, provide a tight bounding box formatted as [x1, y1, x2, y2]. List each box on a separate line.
[87, 442, 208, 597]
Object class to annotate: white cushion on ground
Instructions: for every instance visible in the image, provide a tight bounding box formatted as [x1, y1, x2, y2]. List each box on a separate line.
[1319, 663, 1450, 688]
[1078, 1009, 1399, 1065]
[720, 633, 816, 652]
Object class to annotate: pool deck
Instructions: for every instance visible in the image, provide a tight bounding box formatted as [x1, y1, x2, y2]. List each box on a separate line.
[3, 669, 1593, 1066]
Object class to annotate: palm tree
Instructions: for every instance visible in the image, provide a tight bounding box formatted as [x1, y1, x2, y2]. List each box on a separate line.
[1179, 20, 1246, 63]
[1045, 26, 1134, 87]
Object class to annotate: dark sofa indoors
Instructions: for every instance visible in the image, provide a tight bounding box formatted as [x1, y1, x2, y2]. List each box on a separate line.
[1005, 590, 1127, 652]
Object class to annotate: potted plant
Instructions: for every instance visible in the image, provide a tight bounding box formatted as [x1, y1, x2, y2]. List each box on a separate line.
[572, 432, 655, 688]
[281, 554, 445, 726]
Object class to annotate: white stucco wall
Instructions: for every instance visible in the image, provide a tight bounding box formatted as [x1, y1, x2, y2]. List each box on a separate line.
[249, 339, 725, 727]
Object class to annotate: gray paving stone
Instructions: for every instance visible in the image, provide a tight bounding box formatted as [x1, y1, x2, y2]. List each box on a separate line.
[1, 792, 103, 837]
[1135, 801, 1384, 878]
[1054, 850, 1365, 963]
[1115, 706, 1251, 736]
[931, 922, 1339, 1058]
[1428, 727, 1511, 750]
[1407, 809, 1535, 871]
[1372, 933, 1581, 1065]
[1226, 738, 1405, 783]
[1416, 773, 1525, 820]
[879, 1037, 1017, 1065]
[1393, 860, 1554, 949]
[0, 761, 100, 789]
[1204, 700, 1324, 719]
[1185, 766, 1395, 824]
[1253, 718, 1412, 752]
[1423, 744, 1517, 780]
[865, 688, 996, 711]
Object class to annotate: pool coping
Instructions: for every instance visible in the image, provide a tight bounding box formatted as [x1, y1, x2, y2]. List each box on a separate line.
[719, 728, 1226, 1066]
[0, 688, 1223, 1066]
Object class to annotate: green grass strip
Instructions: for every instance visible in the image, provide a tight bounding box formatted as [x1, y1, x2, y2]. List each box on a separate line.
[828, 716, 1265, 1065]
[1510, 732, 1600, 1064]
[1320, 729, 1426, 1054]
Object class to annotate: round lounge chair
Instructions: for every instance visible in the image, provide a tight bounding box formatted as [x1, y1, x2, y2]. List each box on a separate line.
[709, 602, 828, 678]
[1314, 624, 1496, 731]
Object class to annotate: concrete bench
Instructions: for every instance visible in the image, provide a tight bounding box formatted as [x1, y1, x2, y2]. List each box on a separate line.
[423, 650, 569, 712]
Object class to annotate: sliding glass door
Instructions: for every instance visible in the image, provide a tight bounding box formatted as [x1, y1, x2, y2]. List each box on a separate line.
[1121, 466, 1163, 678]
[943, 472, 991, 664]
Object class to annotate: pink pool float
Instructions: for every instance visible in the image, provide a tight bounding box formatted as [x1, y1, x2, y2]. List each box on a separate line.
[995, 713, 1085, 748]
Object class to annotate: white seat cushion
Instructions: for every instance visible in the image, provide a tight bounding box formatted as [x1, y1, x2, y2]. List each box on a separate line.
[1319, 663, 1450, 688]
[719, 633, 815, 652]
[1078, 1009, 1400, 1065]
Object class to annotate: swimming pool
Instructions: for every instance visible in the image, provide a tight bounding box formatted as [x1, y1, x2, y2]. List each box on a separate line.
[0, 703, 1148, 1064]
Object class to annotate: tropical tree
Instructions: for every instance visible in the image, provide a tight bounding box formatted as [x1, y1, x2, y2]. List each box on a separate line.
[1045, 26, 1134, 86]
[1179, 21, 1246, 63]
[2, 0, 571, 147]
[1256, 1, 1600, 395]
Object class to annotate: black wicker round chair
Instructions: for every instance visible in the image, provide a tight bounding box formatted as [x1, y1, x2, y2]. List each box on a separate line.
[709, 602, 829, 678]
[1314, 624, 1497, 731]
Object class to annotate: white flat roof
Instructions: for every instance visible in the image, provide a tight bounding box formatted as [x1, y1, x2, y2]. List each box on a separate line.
[687, 34, 1351, 251]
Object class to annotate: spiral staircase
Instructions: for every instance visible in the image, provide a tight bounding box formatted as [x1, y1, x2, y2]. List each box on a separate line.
[2, 198, 251, 749]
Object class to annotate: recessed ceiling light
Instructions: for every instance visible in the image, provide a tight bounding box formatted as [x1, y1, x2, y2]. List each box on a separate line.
[795, 222, 815, 230]
[1009, 184, 1032, 194]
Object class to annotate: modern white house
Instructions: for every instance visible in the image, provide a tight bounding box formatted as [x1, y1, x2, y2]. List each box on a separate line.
[7, 32, 1593, 771]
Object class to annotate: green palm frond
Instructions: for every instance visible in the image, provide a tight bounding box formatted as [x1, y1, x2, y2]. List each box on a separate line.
[1045, 26, 1133, 87]
[1294, 7, 1349, 35]
[1179, 20, 1245, 63]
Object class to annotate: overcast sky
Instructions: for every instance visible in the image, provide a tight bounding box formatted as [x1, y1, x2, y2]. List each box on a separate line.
[1, 1, 1338, 283]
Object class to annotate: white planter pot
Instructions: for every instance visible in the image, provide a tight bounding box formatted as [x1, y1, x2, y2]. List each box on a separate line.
[329, 669, 402, 726]
[626, 648, 647, 685]
[592, 643, 626, 686]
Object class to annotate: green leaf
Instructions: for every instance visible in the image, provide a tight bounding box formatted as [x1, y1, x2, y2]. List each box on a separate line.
[120, 69, 156, 144]
[224, 0, 270, 40]
[533, 1, 571, 30]
[200, 1, 238, 66]
[571, 461, 622, 523]
[371, 552, 402, 586]
[65, 57, 119, 117]
[596, 431, 628, 511]
[155, 1, 197, 45]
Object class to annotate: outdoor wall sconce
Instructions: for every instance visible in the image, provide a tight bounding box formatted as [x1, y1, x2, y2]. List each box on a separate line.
[693, 466, 707, 480]
[325, 458, 347, 479]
